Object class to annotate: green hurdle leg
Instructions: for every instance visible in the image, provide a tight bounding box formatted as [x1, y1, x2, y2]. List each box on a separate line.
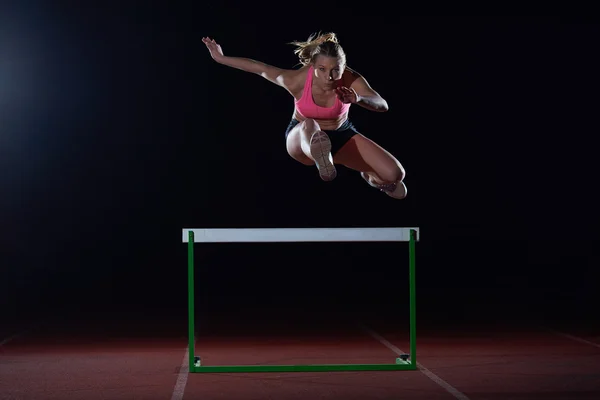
[409, 228, 417, 367]
[188, 230, 196, 370]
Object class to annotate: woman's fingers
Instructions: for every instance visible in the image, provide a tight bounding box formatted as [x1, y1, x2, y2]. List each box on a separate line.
[202, 37, 218, 47]
[203, 39, 219, 53]
[335, 86, 358, 104]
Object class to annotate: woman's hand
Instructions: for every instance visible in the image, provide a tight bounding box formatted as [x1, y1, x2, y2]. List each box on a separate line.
[335, 86, 360, 104]
[202, 37, 225, 63]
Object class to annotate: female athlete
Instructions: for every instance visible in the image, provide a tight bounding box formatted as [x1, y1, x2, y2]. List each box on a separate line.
[202, 32, 407, 199]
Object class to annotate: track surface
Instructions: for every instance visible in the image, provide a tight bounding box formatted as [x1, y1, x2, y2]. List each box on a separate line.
[2, 308, 600, 400]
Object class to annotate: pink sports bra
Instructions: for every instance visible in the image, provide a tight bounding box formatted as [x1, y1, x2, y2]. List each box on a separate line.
[294, 65, 351, 120]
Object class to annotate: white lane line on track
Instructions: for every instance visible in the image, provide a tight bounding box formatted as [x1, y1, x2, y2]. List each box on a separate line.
[362, 325, 471, 400]
[171, 346, 191, 400]
[542, 327, 600, 349]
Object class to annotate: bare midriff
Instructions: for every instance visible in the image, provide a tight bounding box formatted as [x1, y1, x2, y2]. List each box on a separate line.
[292, 109, 349, 131]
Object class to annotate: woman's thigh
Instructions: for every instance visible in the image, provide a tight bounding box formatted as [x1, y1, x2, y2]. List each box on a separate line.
[333, 134, 405, 183]
[285, 121, 315, 166]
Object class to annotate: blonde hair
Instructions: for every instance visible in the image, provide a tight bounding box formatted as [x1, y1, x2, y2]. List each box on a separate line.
[289, 32, 346, 67]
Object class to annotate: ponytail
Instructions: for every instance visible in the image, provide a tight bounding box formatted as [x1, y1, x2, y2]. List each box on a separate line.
[289, 32, 341, 66]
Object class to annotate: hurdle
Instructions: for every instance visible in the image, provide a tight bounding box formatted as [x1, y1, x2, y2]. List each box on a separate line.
[182, 227, 420, 373]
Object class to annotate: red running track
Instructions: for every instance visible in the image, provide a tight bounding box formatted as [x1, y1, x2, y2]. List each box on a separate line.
[1, 313, 600, 399]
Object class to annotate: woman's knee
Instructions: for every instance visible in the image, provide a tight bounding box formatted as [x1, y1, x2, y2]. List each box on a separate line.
[300, 118, 320, 136]
[396, 164, 406, 182]
[378, 162, 405, 184]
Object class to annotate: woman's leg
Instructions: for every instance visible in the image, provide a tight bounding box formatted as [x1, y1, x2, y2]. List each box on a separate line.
[333, 134, 407, 199]
[286, 118, 337, 181]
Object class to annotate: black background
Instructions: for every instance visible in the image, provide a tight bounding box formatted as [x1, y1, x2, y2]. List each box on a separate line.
[1, 7, 598, 336]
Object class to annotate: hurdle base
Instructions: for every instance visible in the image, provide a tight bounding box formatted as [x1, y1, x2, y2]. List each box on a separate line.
[190, 362, 417, 373]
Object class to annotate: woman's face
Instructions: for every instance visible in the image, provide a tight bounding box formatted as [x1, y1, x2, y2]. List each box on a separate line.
[313, 55, 345, 88]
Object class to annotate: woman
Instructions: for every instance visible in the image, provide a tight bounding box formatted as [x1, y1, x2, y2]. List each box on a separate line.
[201, 32, 407, 199]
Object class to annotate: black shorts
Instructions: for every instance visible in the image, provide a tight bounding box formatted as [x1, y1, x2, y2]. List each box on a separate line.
[284, 118, 359, 155]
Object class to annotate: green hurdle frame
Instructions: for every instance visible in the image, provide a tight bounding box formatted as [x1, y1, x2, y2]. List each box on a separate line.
[183, 227, 419, 373]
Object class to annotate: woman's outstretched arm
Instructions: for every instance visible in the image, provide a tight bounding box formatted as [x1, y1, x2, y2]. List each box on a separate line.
[202, 36, 297, 89]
